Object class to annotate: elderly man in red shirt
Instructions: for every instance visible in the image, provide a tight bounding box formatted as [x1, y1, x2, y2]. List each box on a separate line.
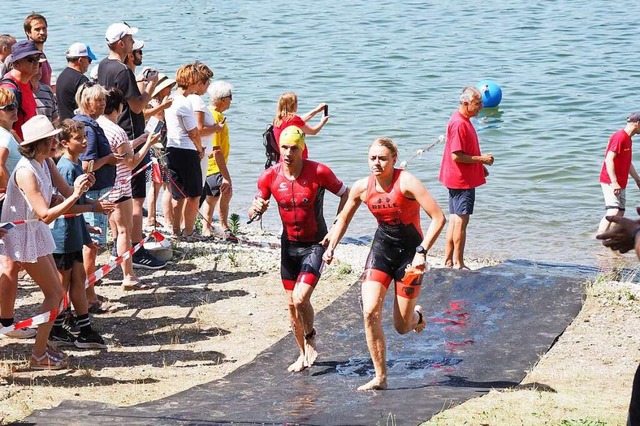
[439, 86, 494, 269]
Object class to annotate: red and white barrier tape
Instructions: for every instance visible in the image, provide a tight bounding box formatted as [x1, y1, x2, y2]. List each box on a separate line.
[97, 159, 155, 201]
[85, 230, 169, 288]
[0, 294, 69, 336]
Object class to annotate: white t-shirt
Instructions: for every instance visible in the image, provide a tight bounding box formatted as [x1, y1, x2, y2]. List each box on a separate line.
[187, 94, 214, 186]
[165, 93, 198, 151]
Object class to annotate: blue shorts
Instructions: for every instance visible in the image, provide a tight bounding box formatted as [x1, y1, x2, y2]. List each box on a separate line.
[448, 188, 475, 215]
[85, 186, 112, 245]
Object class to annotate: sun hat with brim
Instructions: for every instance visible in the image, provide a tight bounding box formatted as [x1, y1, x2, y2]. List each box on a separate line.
[20, 115, 62, 146]
[152, 73, 176, 98]
[10, 40, 43, 63]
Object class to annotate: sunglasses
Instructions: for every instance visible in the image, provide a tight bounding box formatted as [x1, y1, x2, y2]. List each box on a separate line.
[0, 102, 18, 111]
[24, 55, 42, 64]
[133, 50, 142, 55]
[224, 94, 233, 100]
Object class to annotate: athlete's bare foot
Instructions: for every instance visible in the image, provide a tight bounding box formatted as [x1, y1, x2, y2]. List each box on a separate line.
[287, 354, 306, 372]
[304, 334, 318, 367]
[413, 305, 426, 333]
[357, 376, 387, 391]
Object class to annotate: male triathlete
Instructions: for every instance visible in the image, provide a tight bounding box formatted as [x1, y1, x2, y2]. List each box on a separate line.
[249, 126, 349, 372]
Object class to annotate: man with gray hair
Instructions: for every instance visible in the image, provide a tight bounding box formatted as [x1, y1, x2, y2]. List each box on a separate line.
[0, 34, 16, 77]
[439, 86, 494, 269]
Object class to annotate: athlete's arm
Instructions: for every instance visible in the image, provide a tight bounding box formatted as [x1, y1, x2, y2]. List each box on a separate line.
[248, 169, 273, 220]
[605, 150, 620, 192]
[400, 171, 446, 259]
[322, 178, 366, 264]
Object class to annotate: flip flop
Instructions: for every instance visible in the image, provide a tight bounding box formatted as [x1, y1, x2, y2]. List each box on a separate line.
[122, 279, 153, 291]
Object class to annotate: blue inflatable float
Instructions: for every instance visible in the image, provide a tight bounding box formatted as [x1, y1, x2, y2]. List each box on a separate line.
[477, 80, 502, 108]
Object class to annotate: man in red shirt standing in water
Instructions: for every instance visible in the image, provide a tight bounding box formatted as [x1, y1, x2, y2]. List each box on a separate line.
[597, 112, 640, 234]
[249, 126, 349, 372]
[439, 86, 494, 269]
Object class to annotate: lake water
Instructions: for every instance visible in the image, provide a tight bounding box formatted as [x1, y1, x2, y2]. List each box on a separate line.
[3, 1, 640, 267]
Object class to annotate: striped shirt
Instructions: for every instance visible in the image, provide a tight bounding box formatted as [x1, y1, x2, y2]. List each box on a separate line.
[34, 83, 59, 124]
[97, 116, 132, 201]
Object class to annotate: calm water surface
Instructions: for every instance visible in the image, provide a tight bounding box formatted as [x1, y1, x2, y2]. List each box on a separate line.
[3, 1, 640, 266]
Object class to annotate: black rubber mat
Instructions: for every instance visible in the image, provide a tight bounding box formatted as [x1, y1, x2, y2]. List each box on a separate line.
[22, 260, 587, 425]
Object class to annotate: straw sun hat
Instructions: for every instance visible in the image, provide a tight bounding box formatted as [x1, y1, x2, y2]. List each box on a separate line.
[20, 115, 62, 146]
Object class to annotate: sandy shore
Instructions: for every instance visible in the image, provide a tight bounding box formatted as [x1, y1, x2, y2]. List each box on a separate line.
[0, 228, 637, 425]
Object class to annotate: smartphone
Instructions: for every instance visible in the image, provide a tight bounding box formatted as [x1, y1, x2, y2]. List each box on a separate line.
[323, 105, 329, 117]
[0, 222, 15, 230]
[143, 69, 158, 80]
[145, 117, 164, 134]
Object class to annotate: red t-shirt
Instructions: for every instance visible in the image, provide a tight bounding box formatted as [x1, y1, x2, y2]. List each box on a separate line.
[600, 129, 632, 188]
[0, 73, 37, 140]
[439, 110, 485, 189]
[256, 160, 346, 242]
[274, 115, 308, 159]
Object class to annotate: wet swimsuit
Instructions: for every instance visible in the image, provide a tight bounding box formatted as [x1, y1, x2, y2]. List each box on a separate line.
[256, 160, 347, 290]
[363, 169, 423, 297]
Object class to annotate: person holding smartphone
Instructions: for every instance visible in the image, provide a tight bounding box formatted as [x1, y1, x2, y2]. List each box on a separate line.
[272, 92, 329, 159]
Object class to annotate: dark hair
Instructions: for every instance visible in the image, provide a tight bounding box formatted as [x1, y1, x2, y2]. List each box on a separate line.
[104, 87, 125, 115]
[59, 118, 85, 143]
[24, 13, 47, 34]
[18, 138, 50, 159]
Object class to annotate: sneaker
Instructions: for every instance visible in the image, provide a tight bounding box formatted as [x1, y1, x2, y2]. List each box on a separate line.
[88, 301, 111, 315]
[224, 229, 239, 243]
[63, 312, 80, 336]
[48, 327, 76, 347]
[1, 326, 36, 339]
[75, 329, 107, 349]
[132, 248, 166, 270]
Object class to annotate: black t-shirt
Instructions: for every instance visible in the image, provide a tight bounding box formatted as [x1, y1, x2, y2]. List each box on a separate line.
[96, 58, 145, 139]
[56, 67, 89, 121]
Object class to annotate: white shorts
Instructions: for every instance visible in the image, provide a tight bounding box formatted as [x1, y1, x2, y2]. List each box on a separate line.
[601, 183, 626, 211]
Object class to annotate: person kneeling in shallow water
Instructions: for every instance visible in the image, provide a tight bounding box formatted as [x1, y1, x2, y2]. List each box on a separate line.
[323, 137, 446, 391]
[248, 126, 349, 372]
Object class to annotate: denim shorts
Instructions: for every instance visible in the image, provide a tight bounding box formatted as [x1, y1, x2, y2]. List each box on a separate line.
[85, 186, 112, 245]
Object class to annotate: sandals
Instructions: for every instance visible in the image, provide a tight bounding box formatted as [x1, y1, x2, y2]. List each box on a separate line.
[122, 278, 153, 291]
[31, 349, 68, 370]
[224, 229, 239, 243]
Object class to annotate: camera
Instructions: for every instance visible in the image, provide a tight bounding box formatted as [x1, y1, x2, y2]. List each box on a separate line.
[143, 68, 158, 80]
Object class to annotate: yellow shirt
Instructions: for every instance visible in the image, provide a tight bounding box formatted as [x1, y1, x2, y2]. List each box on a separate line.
[206, 108, 230, 176]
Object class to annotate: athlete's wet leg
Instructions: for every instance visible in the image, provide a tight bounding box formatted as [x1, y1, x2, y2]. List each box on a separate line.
[285, 289, 306, 372]
[293, 282, 317, 367]
[358, 279, 388, 391]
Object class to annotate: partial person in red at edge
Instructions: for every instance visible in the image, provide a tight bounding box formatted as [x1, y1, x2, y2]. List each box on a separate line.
[322, 137, 446, 391]
[248, 126, 349, 373]
[596, 113, 640, 235]
[272, 92, 329, 158]
[439, 86, 494, 270]
[596, 210, 640, 425]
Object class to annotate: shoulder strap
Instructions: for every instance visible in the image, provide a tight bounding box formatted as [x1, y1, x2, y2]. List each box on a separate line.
[0, 77, 24, 116]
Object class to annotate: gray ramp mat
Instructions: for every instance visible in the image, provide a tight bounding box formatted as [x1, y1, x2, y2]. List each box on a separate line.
[22, 260, 586, 425]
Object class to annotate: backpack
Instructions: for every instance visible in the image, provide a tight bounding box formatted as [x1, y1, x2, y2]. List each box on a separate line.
[263, 124, 279, 169]
[0, 77, 25, 119]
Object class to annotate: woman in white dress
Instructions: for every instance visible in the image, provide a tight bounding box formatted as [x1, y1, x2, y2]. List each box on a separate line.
[0, 115, 92, 369]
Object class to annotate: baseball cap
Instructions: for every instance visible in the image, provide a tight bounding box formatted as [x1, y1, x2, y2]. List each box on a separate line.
[105, 22, 138, 44]
[279, 126, 306, 150]
[132, 40, 145, 51]
[66, 42, 97, 61]
[10, 40, 43, 63]
[627, 112, 640, 123]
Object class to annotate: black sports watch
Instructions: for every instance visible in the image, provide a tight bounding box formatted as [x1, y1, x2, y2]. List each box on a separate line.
[416, 245, 428, 255]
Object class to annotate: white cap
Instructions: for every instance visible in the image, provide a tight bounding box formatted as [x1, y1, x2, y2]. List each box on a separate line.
[105, 23, 138, 44]
[66, 42, 97, 60]
[132, 40, 145, 51]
